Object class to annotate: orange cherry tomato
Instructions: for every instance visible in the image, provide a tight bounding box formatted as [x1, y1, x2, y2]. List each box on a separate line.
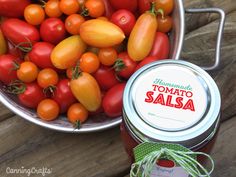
[155, 0, 174, 15]
[70, 72, 101, 112]
[84, 0, 105, 18]
[128, 7, 158, 61]
[59, 0, 80, 15]
[17, 61, 39, 83]
[65, 14, 85, 35]
[24, 4, 45, 25]
[67, 103, 88, 127]
[37, 68, 59, 88]
[98, 47, 117, 66]
[79, 52, 100, 73]
[157, 15, 172, 33]
[45, 0, 62, 18]
[37, 99, 60, 121]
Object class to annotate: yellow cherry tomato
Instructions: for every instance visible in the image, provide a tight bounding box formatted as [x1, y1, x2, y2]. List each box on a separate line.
[51, 35, 87, 69]
[128, 9, 158, 61]
[80, 19, 125, 48]
[70, 72, 101, 112]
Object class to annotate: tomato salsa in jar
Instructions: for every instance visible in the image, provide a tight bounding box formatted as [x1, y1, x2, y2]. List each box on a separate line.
[121, 60, 221, 164]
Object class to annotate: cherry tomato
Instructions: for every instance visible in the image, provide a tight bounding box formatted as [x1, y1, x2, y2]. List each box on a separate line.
[80, 19, 125, 48]
[80, 52, 100, 74]
[70, 72, 101, 112]
[135, 56, 159, 71]
[138, 0, 153, 14]
[0, 0, 30, 18]
[109, 0, 138, 13]
[93, 65, 120, 91]
[59, 0, 80, 15]
[102, 0, 114, 18]
[65, 14, 85, 35]
[98, 47, 117, 66]
[45, 0, 62, 18]
[0, 29, 7, 55]
[37, 99, 59, 121]
[1, 18, 40, 47]
[51, 35, 87, 69]
[128, 5, 158, 61]
[114, 52, 137, 79]
[110, 9, 136, 36]
[0, 54, 18, 84]
[17, 61, 38, 83]
[40, 18, 66, 45]
[67, 103, 88, 126]
[157, 15, 172, 33]
[84, 0, 105, 18]
[52, 79, 77, 113]
[18, 82, 46, 109]
[37, 68, 59, 88]
[24, 4, 45, 25]
[155, 0, 174, 15]
[102, 83, 126, 117]
[149, 32, 170, 59]
[28, 42, 56, 69]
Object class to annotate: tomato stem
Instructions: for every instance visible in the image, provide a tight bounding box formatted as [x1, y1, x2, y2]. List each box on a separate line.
[81, 8, 89, 17]
[14, 37, 33, 53]
[73, 120, 81, 129]
[72, 62, 82, 80]
[149, 2, 156, 15]
[156, 8, 165, 19]
[43, 85, 56, 97]
[113, 59, 126, 72]
[3, 80, 26, 95]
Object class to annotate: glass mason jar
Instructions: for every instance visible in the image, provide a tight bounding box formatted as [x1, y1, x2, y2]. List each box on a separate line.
[121, 60, 221, 164]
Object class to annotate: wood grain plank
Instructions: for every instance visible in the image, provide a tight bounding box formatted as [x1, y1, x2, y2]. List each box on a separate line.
[0, 116, 130, 177]
[0, 103, 14, 122]
[124, 116, 236, 177]
[181, 11, 236, 121]
[184, 0, 236, 33]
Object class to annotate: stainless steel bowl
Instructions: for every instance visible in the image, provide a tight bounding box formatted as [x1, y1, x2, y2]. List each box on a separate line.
[0, 0, 225, 133]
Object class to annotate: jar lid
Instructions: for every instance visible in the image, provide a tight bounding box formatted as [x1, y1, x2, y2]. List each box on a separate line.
[123, 60, 221, 149]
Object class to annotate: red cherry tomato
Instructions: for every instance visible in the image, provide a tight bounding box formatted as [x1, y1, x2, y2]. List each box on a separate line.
[109, 0, 138, 13]
[102, 0, 114, 18]
[18, 82, 46, 109]
[110, 9, 136, 36]
[28, 42, 56, 69]
[102, 83, 126, 117]
[138, 0, 153, 14]
[114, 52, 137, 79]
[40, 18, 66, 45]
[0, 0, 30, 18]
[149, 32, 170, 59]
[135, 56, 158, 71]
[1, 18, 40, 47]
[93, 65, 120, 91]
[0, 54, 19, 84]
[52, 79, 77, 113]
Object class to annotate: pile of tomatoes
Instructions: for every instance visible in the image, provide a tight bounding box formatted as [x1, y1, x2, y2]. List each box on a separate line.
[0, 0, 173, 128]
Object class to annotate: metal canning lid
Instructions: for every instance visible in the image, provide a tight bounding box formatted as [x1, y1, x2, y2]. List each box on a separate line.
[123, 59, 221, 149]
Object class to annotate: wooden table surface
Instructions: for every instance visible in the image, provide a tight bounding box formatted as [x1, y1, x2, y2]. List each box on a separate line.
[1, 0, 236, 177]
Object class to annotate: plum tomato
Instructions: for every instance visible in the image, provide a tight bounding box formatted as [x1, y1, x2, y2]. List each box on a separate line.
[93, 65, 120, 91]
[37, 99, 60, 121]
[98, 47, 117, 66]
[84, 0, 105, 18]
[67, 103, 88, 128]
[28, 42, 56, 69]
[16, 61, 39, 83]
[59, 0, 80, 15]
[102, 83, 126, 117]
[114, 52, 137, 79]
[65, 14, 85, 35]
[79, 52, 100, 74]
[110, 9, 136, 36]
[45, 0, 62, 18]
[40, 18, 66, 45]
[52, 79, 77, 113]
[24, 4, 45, 25]
[0, 54, 19, 84]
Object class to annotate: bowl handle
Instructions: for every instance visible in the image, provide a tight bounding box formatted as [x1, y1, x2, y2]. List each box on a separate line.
[185, 8, 225, 71]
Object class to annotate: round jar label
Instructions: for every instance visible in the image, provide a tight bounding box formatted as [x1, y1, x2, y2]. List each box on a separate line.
[134, 65, 208, 131]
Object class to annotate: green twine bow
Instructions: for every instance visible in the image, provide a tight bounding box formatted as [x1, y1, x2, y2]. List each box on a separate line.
[130, 143, 214, 177]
